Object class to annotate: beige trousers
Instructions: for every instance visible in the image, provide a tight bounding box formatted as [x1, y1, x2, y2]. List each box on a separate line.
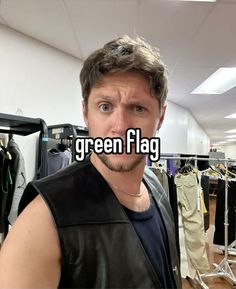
[175, 172, 209, 273]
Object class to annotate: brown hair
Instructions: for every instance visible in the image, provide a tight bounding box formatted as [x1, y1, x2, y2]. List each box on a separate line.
[80, 35, 168, 109]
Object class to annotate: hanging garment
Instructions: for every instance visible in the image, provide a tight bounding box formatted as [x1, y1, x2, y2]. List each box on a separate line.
[214, 179, 236, 245]
[150, 167, 169, 199]
[178, 207, 197, 279]
[150, 168, 180, 259]
[200, 175, 210, 231]
[47, 150, 70, 176]
[174, 172, 209, 274]
[167, 174, 180, 260]
[0, 149, 12, 241]
[7, 138, 27, 225]
[64, 148, 72, 164]
[0, 150, 7, 237]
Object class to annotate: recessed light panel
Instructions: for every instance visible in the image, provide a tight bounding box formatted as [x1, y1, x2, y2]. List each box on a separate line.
[225, 134, 236, 138]
[225, 129, 236, 133]
[192, 68, 236, 94]
[225, 113, 236, 119]
[177, 0, 216, 2]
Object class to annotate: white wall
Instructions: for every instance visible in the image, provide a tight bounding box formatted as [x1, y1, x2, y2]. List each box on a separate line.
[159, 101, 209, 155]
[0, 24, 84, 125]
[0, 26, 210, 181]
[216, 145, 236, 159]
[0, 25, 84, 181]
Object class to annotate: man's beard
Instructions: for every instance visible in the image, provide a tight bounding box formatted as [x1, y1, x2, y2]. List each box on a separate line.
[97, 153, 145, 172]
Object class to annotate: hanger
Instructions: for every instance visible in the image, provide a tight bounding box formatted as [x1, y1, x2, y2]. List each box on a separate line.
[217, 164, 236, 178]
[49, 147, 59, 154]
[201, 164, 220, 173]
[58, 143, 67, 152]
[0, 141, 12, 160]
[200, 164, 223, 179]
[176, 158, 195, 175]
[6, 151, 12, 160]
[8, 133, 14, 141]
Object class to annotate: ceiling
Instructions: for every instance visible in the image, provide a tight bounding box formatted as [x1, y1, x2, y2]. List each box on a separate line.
[0, 0, 236, 145]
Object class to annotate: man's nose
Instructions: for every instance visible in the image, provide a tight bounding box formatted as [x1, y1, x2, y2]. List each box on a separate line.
[111, 108, 129, 137]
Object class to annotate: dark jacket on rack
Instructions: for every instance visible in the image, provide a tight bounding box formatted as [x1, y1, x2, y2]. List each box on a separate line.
[7, 138, 26, 224]
[214, 179, 236, 246]
[0, 149, 11, 236]
[19, 156, 181, 289]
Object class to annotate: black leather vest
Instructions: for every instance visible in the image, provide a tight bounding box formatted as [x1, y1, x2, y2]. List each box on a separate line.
[19, 157, 182, 289]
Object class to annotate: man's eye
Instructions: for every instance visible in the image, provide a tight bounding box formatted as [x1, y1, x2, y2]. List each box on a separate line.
[134, 106, 145, 113]
[99, 103, 111, 112]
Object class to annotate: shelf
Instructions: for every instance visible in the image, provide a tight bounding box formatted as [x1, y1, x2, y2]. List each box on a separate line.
[0, 113, 47, 136]
[0, 112, 48, 178]
[48, 123, 88, 139]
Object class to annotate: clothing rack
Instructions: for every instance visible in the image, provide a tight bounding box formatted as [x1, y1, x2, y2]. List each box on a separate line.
[0, 113, 48, 243]
[0, 113, 48, 178]
[159, 155, 236, 289]
[48, 123, 88, 161]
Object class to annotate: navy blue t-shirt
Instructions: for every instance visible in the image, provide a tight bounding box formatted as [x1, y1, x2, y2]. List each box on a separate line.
[123, 197, 176, 289]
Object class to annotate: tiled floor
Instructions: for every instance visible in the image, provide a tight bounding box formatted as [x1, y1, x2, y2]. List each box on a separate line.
[182, 196, 236, 289]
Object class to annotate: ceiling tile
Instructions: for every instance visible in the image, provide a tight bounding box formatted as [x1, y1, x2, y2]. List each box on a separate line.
[66, 0, 138, 59]
[0, 0, 81, 58]
[137, 0, 214, 69]
[178, 2, 236, 67]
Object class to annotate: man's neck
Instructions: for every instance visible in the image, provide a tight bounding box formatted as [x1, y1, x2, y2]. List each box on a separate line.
[90, 153, 150, 212]
[90, 153, 146, 195]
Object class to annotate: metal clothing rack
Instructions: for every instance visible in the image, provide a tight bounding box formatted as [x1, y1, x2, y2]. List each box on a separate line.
[48, 123, 88, 161]
[159, 155, 236, 289]
[0, 113, 48, 243]
[0, 112, 48, 179]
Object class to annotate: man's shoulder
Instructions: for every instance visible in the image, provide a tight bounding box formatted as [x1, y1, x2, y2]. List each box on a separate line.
[0, 194, 61, 288]
[18, 158, 93, 218]
[1, 195, 60, 261]
[19, 156, 123, 228]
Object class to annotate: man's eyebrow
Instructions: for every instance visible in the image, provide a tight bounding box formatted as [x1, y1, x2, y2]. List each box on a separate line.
[95, 95, 113, 101]
[127, 99, 149, 106]
[94, 95, 149, 106]
[128, 99, 145, 105]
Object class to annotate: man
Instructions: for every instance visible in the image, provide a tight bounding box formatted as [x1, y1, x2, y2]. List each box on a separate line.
[0, 35, 181, 288]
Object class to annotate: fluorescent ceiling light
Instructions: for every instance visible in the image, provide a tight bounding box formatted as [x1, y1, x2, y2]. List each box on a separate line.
[225, 113, 236, 119]
[0, 126, 10, 130]
[226, 139, 236, 142]
[218, 141, 228, 144]
[191, 67, 236, 94]
[225, 134, 236, 138]
[177, 0, 216, 2]
[225, 129, 236, 133]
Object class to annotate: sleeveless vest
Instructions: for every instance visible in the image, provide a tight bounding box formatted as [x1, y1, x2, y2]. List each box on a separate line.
[19, 157, 181, 288]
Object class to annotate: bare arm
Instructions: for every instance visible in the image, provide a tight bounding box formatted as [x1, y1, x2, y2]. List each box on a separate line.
[0, 195, 61, 288]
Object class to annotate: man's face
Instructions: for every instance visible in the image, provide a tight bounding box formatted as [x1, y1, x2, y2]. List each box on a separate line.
[83, 71, 166, 172]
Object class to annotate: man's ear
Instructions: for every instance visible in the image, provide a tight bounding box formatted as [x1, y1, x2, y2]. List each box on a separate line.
[82, 101, 88, 127]
[156, 105, 167, 131]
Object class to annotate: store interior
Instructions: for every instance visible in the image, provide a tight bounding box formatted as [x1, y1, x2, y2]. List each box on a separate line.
[1, 0, 236, 288]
